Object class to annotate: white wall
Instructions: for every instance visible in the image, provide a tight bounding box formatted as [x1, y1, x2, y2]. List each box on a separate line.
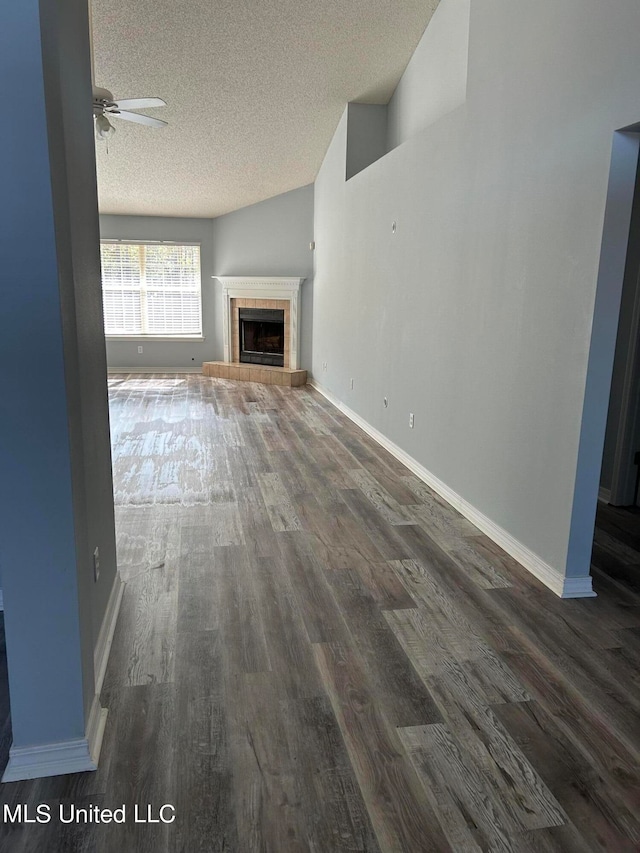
[312, 0, 640, 588]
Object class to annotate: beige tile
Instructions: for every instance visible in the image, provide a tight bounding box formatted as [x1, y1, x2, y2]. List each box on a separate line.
[250, 368, 262, 383]
[229, 366, 240, 380]
[218, 364, 230, 379]
[246, 299, 257, 308]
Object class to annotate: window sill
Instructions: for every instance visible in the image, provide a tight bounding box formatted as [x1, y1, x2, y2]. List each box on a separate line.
[106, 335, 206, 342]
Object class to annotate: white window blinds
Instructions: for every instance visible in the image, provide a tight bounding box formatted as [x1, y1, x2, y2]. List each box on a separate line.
[100, 242, 202, 336]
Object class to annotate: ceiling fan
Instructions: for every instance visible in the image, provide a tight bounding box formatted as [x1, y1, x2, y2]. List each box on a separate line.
[93, 85, 168, 140]
[88, 0, 168, 143]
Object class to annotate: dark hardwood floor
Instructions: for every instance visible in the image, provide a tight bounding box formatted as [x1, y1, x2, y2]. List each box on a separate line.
[0, 373, 639, 851]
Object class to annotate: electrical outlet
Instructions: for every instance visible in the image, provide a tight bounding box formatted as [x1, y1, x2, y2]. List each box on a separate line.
[350, 378, 354, 390]
[138, 345, 143, 354]
[409, 413, 414, 429]
[93, 547, 100, 582]
[383, 397, 388, 408]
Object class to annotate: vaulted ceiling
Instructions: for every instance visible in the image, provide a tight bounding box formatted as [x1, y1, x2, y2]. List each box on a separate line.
[92, 0, 439, 218]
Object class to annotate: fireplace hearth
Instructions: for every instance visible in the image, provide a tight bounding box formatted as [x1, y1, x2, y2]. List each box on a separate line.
[239, 308, 285, 366]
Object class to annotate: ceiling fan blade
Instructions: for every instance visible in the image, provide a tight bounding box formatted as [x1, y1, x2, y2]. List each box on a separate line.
[112, 97, 166, 110]
[114, 110, 168, 128]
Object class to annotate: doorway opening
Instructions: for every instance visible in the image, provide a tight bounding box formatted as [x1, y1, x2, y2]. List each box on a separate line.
[577, 127, 640, 595]
[600, 152, 640, 508]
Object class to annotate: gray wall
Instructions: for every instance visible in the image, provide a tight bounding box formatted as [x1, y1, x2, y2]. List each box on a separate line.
[312, 0, 640, 582]
[101, 184, 314, 370]
[212, 184, 315, 369]
[387, 0, 469, 150]
[100, 215, 215, 370]
[346, 104, 387, 181]
[1, 0, 116, 747]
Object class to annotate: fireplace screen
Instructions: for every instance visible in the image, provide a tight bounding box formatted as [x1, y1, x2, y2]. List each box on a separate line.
[239, 308, 285, 366]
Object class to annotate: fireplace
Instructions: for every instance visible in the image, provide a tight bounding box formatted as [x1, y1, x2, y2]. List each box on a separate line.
[216, 277, 305, 370]
[206, 278, 307, 386]
[239, 308, 285, 366]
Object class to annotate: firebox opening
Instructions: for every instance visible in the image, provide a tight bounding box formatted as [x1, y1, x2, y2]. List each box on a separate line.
[239, 308, 285, 366]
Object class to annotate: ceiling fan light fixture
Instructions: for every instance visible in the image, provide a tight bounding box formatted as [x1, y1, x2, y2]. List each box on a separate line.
[95, 112, 116, 141]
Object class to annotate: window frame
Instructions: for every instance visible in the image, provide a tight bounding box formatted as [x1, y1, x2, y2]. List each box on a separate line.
[100, 239, 204, 340]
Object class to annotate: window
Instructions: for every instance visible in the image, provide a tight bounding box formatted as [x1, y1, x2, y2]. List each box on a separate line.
[100, 241, 202, 337]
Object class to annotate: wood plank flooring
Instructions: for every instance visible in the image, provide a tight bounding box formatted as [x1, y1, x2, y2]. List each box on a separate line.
[0, 374, 639, 851]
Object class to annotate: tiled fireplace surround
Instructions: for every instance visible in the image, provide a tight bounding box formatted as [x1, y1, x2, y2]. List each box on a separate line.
[230, 298, 291, 366]
[203, 277, 307, 386]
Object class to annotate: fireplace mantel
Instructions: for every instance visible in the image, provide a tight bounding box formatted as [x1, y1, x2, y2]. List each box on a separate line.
[214, 277, 305, 369]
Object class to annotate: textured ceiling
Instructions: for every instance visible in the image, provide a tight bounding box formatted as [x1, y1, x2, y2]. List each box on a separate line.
[92, 0, 439, 218]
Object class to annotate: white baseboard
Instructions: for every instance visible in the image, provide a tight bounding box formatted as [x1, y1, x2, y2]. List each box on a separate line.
[309, 380, 596, 600]
[598, 486, 611, 504]
[94, 572, 124, 697]
[2, 739, 96, 782]
[1, 575, 121, 783]
[1, 696, 107, 783]
[561, 576, 598, 598]
[86, 695, 109, 767]
[107, 366, 203, 374]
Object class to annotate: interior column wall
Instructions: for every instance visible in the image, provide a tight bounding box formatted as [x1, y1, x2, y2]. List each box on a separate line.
[0, 0, 117, 759]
